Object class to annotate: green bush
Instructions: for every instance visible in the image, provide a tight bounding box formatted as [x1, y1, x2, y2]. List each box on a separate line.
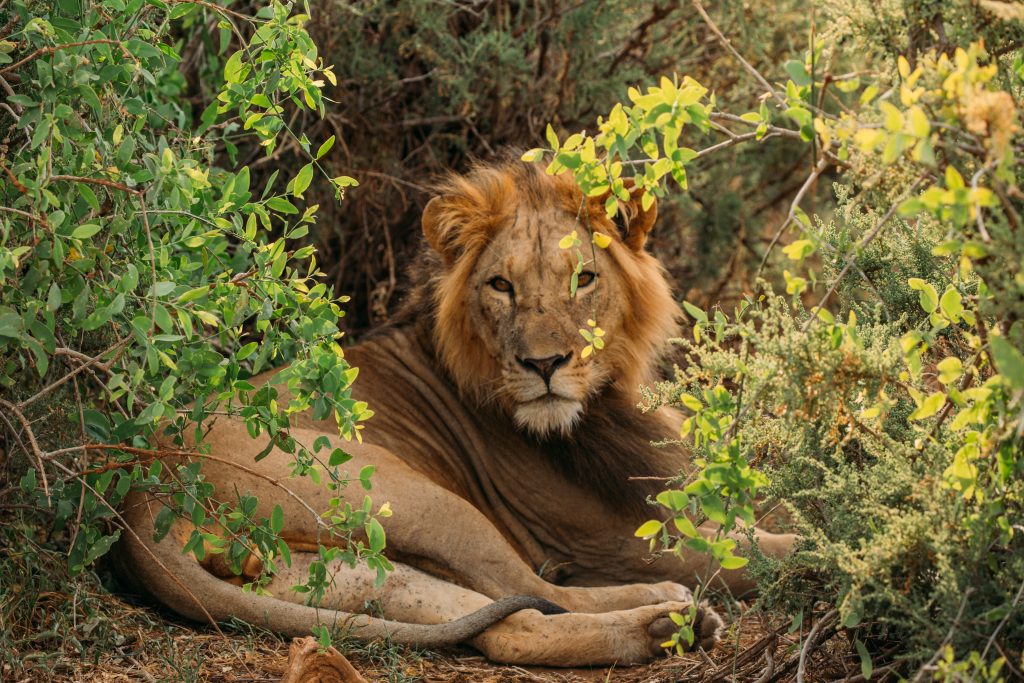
[529, 2, 1024, 678]
[0, 0, 384, 673]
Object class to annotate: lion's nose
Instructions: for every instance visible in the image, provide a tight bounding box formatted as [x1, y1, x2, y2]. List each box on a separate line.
[518, 353, 572, 385]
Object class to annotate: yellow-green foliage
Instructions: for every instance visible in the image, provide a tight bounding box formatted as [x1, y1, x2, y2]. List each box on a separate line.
[530, 3, 1024, 676]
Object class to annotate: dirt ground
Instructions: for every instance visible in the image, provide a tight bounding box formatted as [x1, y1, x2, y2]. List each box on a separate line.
[4, 589, 859, 683]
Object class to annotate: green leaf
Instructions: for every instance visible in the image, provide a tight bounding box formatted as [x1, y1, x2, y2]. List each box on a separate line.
[521, 148, 545, 162]
[682, 301, 708, 324]
[315, 136, 335, 160]
[990, 336, 1024, 389]
[908, 278, 938, 313]
[940, 288, 963, 321]
[937, 357, 962, 385]
[46, 283, 62, 312]
[720, 555, 748, 570]
[236, 342, 258, 360]
[329, 448, 352, 466]
[366, 517, 386, 552]
[177, 286, 209, 304]
[855, 640, 873, 680]
[270, 504, 284, 534]
[782, 239, 814, 260]
[784, 59, 811, 86]
[292, 163, 314, 198]
[672, 515, 698, 537]
[909, 391, 946, 420]
[655, 490, 688, 511]
[223, 50, 245, 83]
[545, 123, 559, 150]
[634, 520, 663, 538]
[72, 223, 102, 239]
[701, 495, 726, 523]
[358, 464, 375, 490]
[266, 197, 298, 214]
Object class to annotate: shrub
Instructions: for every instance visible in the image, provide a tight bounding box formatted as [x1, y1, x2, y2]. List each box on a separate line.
[0, 0, 384, 674]
[529, 2, 1024, 677]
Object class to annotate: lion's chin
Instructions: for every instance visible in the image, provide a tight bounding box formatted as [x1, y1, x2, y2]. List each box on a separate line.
[513, 396, 583, 437]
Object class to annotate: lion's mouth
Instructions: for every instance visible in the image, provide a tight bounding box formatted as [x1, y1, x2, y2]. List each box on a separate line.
[512, 395, 584, 436]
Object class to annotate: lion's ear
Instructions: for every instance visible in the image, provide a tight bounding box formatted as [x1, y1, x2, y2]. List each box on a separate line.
[421, 195, 460, 265]
[595, 183, 657, 252]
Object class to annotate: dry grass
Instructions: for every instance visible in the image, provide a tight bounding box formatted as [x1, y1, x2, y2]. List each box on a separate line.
[1, 554, 856, 683]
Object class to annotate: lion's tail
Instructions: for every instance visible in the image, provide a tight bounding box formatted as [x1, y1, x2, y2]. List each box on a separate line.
[116, 497, 566, 648]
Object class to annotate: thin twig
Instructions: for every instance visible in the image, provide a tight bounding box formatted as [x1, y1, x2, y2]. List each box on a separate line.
[54, 443, 332, 532]
[971, 160, 996, 243]
[0, 400, 50, 501]
[19, 337, 131, 409]
[48, 174, 141, 196]
[691, 0, 786, 107]
[46, 455, 226, 637]
[166, 0, 254, 22]
[804, 176, 927, 329]
[981, 576, 1024, 660]
[0, 205, 49, 226]
[757, 155, 831, 278]
[911, 588, 974, 682]
[0, 40, 122, 75]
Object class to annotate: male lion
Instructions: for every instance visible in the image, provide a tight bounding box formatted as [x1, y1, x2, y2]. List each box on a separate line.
[118, 159, 794, 666]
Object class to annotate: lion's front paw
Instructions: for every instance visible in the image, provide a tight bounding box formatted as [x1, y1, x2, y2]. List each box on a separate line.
[647, 580, 694, 604]
[646, 601, 723, 656]
[693, 601, 723, 651]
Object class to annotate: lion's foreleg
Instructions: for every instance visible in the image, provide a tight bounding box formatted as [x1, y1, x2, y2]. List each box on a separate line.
[267, 551, 716, 667]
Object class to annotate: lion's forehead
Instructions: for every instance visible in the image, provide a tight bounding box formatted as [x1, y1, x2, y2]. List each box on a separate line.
[483, 209, 601, 284]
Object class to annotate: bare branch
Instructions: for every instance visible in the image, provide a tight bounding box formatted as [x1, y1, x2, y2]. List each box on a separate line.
[0, 40, 123, 76]
[20, 337, 131, 410]
[691, 0, 786, 108]
[0, 400, 50, 501]
[804, 175, 927, 329]
[757, 155, 831, 279]
[796, 610, 837, 683]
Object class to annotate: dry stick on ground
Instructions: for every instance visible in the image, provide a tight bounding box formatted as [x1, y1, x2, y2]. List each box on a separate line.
[752, 633, 777, 683]
[768, 624, 839, 683]
[796, 610, 838, 683]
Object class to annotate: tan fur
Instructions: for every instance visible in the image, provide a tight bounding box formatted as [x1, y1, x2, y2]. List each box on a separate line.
[117, 159, 794, 666]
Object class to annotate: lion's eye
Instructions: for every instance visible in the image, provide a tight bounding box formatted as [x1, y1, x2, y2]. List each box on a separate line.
[577, 271, 597, 288]
[488, 277, 514, 294]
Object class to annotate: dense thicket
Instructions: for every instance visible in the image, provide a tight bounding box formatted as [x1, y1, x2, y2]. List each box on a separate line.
[2, 0, 1023, 681]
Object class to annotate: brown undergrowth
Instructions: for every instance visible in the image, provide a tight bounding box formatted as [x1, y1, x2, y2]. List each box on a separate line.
[1, 540, 853, 683]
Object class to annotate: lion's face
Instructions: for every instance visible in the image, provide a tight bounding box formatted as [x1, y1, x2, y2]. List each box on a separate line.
[422, 162, 680, 437]
[466, 204, 633, 434]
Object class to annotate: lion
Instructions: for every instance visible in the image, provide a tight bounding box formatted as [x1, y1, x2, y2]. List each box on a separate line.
[116, 159, 794, 666]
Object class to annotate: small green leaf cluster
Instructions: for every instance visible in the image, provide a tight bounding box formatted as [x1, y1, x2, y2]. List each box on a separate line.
[0, 0, 385, 635]
[524, 76, 710, 218]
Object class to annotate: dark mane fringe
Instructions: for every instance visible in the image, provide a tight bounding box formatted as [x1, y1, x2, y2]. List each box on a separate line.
[531, 396, 682, 517]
